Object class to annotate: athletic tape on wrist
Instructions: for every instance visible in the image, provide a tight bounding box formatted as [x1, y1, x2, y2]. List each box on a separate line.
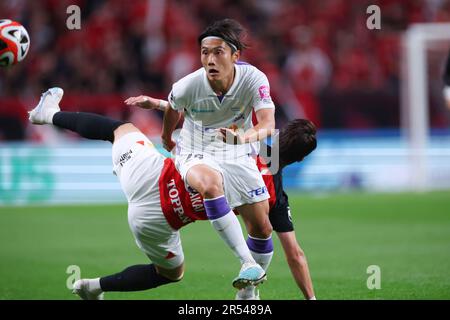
[158, 99, 168, 111]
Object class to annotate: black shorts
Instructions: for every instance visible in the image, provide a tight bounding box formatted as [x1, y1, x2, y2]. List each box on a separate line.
[269, 203, 294, 233]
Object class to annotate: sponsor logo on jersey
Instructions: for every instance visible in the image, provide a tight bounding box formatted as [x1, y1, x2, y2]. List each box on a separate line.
[258, 85, 272, 104]
[189, 191, 204, 212]
[247, 185, 267, 198]
[167, 179, 192, 224]
[258, 85, 270, 99]
[191, 108, 214, 113]
[119, 149, 133, 167]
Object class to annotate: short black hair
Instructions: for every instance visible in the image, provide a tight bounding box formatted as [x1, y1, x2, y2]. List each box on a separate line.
[278, 119, 317, 166]
[198, 19, 248, 53]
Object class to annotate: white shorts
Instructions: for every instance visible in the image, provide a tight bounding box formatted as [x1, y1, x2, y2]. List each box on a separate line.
[112, 132, 184, 269]
[175, 152, 270, 209]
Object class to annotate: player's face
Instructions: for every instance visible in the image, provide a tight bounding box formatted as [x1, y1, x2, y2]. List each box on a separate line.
[201, 38, 239, 83]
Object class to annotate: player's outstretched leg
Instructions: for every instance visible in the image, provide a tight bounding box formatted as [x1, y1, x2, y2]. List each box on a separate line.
[29, 87, 126, 142]
[72, 264, 182, 300]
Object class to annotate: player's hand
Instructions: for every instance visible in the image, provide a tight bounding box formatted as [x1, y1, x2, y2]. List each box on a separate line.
[218, 127, 244, 145]
[124, 95, 159, 109]
[161, 134, 176, 151]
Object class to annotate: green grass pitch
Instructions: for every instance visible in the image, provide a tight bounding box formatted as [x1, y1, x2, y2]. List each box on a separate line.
[0, 191, 449, 300]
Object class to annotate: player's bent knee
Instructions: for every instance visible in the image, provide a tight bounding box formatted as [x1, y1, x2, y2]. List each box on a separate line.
[262, 221, 273, 236]
[249, 228, 272, 239]
[201, 182, 223, 198]
[189, 174, 223, 198]
[155, 264, 185, 282]
[113, 123, 140, 142]
[248, 220, 273, 239]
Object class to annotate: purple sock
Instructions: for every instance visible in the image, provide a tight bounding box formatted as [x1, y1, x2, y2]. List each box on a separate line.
[246, 235, 274, 254]
[204, 196, 231, 220]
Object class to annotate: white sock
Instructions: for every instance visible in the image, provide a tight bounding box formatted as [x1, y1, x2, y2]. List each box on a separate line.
[309, 296, 317, 300]
[87, 278, 103, 294]
[46, 109, 58, 124]
[210, 212, 255, 264]
[250, 250, 273, 272]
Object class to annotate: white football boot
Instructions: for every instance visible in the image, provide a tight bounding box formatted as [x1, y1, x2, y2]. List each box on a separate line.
[28, 87, 63, 124]
[72, 279, 104, 300]
[235, 285, 260, 300]
[232, 261, 266, 290]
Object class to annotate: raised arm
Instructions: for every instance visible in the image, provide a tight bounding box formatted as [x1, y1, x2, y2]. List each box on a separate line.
[219, 108, 275, 145]
[242, 108, 275, 143]
[125, 95, 178, 150]
[124, 95, 168, 111]
[161, 104, 180, 151]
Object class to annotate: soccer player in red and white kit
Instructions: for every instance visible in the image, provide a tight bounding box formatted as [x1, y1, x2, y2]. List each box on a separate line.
[29, 87, 316, 300]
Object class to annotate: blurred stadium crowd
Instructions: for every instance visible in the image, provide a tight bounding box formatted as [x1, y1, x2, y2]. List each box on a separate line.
[1, 0, 449, 141]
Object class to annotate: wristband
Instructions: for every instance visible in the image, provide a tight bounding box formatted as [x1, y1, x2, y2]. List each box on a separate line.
[444, 86, 450, 101]
[158, 99, 169, 111]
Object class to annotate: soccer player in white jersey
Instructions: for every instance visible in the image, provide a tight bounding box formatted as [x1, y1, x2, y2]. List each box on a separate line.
[161, 19, 276, 290]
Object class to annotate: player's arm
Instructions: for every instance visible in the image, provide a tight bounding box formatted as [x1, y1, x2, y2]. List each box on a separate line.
[221, 70, 276, 144]
[219, 109, 274, 145]
[161, 103, 181, 151]
[125, 95, 168, 111]
[125, 92, 180, 151]
[243, 108, 275, 143]
[220, 108, 275, 144]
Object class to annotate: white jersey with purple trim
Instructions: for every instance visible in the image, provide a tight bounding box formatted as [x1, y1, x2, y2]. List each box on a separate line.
[168, 63, 275, 159]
